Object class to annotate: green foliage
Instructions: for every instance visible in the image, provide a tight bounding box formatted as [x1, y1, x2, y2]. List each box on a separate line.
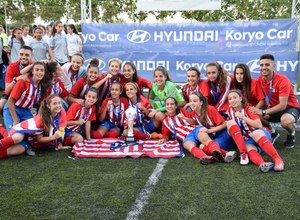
[0, 0, 295, 28]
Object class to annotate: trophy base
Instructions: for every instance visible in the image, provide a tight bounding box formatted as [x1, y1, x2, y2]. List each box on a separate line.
[125, 136, 135, 143]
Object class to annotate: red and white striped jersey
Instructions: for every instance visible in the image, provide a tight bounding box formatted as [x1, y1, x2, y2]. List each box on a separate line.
[46, 79, 69, 98]
[226, 106, 260, 139]
[181, 106, 225, 128]
[181, 81, 209, 102]
[67, 102, 97, 131]
[100, 96, 129, 126]
[11, 77, 42, 109]
[161, 115, 196, 141]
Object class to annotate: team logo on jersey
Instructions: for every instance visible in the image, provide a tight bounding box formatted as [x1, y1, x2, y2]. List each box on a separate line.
[127, 30, 151, 43]
[247, 59, 260, 74]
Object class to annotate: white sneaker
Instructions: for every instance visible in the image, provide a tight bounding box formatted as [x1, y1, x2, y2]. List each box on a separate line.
[224, 151, 237, 163]
[26, 146, 36, 156]
[240, 153, 249, 165]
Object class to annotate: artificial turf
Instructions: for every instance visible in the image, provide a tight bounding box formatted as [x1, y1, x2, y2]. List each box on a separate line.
[0, 131, 299, 219]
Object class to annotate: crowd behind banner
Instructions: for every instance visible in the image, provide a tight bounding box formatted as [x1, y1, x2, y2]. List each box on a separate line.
[0, 19, 300, 173]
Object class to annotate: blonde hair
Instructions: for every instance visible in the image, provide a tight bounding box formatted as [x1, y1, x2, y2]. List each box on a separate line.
[108, 58, 122, 68]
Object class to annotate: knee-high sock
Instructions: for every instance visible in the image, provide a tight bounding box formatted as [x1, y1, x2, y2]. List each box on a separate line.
[0, 125, 8, 138]
[202, 141, 221, 155]
[133, 130, 150, 140]
[105, 129, 120, 138]
[0, 149, 8, 158]
[91, 130, 102, 139]
[190, 146, 207, 159]
[257, 136, 280, 160]
[248, 149, 264, 166]
[228, 125, 247, 153]
[64, 136, 73, 146]
[0, 136, 14, 151]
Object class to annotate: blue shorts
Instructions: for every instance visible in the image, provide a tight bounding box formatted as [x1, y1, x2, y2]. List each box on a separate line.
[183, 126, 235, 150]
[245, 128, 271, 154]
[3, 104, 33, 132]
[100, 120, 122, 132]
[65, 128, 75, 138]
[137, 120, 158, 134]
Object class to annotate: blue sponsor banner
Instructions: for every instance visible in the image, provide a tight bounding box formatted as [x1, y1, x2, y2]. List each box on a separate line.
[82, 19, 299, 83]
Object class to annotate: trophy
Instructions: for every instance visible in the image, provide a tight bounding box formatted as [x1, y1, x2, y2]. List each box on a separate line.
[125, 107, 136, 142]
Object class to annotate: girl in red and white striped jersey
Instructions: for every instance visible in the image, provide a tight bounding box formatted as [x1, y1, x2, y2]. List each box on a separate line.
[226, 89, 284, 172]
[0, 95, 67, 158]
[3, 62, 49, 131]
[64, 87, 98, 145]
[92, 82, 129, 139]
[158, 97, 197, 144]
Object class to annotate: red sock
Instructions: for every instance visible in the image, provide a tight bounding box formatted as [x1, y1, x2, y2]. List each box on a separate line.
[64, 136, 73, 146]
[229, 125, 247, 153]
[248, 149, 264, 166]
[257, 136, 280, 160]
[133, 130, 150, 140]
[190, 146, 207, 159]
[91, 130, 102, 139]
[105, 129, 120, 138]
[0, 149, 8, 158]
[205, 141, 221, 154]
[220, 149, 227, 156]
[0, 136, 15, 151]
[0, 125, 8, 138]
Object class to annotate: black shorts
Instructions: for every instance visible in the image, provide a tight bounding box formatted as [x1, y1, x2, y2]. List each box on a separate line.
[268, 107, 300, 122]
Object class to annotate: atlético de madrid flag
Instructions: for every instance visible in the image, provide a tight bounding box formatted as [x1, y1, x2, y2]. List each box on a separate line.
[137, 0, 221, 11]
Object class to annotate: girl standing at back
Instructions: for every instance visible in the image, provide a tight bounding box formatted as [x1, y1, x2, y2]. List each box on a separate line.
[226, 89, 284, 172]
[204, 62, 234, 117]
[50, 21, 69, 66]
[0, 95, 66, 158]
[149, 66, 184, 121]
[233, 63, 264, 108]
[66, 24, 82, 60]
[8, 28, 25, 63]
[120, 61, 152, 97]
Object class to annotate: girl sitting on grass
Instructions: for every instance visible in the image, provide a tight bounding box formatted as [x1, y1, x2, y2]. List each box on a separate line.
[92, 82, 128, 139]
[226, 89, 284, 172]
[182, 92, 236, 165]
[64, 87, 98, 145]
[0, 95, 66, 158]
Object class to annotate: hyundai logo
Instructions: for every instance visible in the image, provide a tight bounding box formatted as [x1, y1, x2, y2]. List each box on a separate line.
[127, 30, 151, 43]
[247, 59, 260, 74]
[84, 58, 106, 71]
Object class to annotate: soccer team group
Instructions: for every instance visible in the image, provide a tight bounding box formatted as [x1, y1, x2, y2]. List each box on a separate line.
[0, 22, 299, 173]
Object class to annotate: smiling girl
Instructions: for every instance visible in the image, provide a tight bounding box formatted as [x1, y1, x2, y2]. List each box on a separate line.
[92, 82, 129, 139]
[0, 95, 66, 158]
[226, 89, 284, 172]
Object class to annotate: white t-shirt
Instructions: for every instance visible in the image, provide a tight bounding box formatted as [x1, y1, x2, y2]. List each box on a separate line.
[66, 33, 82, 56]
[22, 35, 33, 46]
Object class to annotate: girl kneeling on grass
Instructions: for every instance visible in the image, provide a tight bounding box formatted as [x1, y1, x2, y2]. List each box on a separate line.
[64, 87, 98, 145]
[92, 82, 129, 139]
[182, 92, 236, 165]
[157, 97, 197, 144]
[226, 89, 284, 172]
[0, 95, 67, 158]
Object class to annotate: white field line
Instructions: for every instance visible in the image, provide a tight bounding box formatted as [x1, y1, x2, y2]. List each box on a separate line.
[126, 158, 168, 220]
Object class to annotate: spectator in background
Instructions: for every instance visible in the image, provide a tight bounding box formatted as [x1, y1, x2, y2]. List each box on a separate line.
[66, 24, 82, 60]
[21, 24, 33, 46]
[8, 28, 25, 63]
[29, 27, 55, 62]
[7, 26, 14, 43]
[50, 21, 69, 66]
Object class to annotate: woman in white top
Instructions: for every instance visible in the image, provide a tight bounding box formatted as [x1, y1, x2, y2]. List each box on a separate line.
[66, 24, 82, 60]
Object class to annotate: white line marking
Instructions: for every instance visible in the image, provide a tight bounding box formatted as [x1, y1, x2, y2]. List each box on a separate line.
[126, 158, 168, 220]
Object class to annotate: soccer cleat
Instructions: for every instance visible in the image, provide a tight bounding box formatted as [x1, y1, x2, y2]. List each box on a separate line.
[274, 158, 284, 172]
[284, 134, 295, 148]
[259, 162, 274, 173]
[224, 151, 237, 163]
[199, 156, 213, 165]
[240, 153, 249, 165]
[271, 131, 280, 145]
[26, 146, 36, 156]
[212, 150, 224, 162]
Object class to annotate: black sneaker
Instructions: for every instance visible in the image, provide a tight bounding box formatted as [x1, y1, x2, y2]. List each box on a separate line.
[284, 134, 295, 148]
[271, 131, 280, 144]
